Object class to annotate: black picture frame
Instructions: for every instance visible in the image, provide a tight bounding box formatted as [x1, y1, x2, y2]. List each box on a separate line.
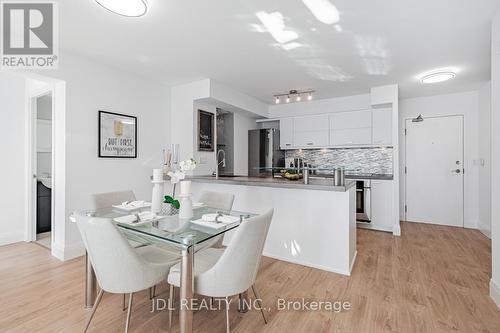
[198, 109, 214, 151]
[98, 110, 137, 158]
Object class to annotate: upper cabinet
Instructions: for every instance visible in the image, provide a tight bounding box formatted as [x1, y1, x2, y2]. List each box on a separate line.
[279, 117, 294, 149]
[372, 107, 392, 145]
[292, 114, 329, 148]
[278, 108, 393, 149]
[329, 110, 372, 146]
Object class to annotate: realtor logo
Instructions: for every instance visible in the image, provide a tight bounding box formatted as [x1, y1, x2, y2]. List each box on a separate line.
[1, 1, 58, 68]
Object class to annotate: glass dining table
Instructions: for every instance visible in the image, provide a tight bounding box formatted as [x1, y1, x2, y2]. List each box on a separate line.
[73, 205, 256, 333]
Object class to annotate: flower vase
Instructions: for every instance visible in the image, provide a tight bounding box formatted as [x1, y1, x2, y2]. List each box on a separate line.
[178, 195, 193, 219]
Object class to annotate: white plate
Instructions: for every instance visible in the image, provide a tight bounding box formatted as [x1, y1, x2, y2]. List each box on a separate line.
[112, 202, 152, 212]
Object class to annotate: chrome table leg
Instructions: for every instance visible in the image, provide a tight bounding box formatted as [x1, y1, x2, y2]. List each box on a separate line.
[85, 251, 98, 308]
[179, 245, 194, 333]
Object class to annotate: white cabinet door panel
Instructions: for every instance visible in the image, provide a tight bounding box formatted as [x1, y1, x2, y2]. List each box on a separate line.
[293, 130, 329, 147]
[294, 114, 329, 132]
[280, 118, 294, 149]
[371, 180, 393, 227]
[330, 128, 371, 146]
[330, 110, 372, 129]
[372, 108, 392, 145]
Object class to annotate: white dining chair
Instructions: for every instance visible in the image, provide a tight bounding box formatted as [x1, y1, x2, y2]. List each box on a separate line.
[198, 191, 235, 248]
[167, 209, 274, 333]
[92, 190, 137, 209]
[92, 190, 158, 306]
[76, 214, 181, 333]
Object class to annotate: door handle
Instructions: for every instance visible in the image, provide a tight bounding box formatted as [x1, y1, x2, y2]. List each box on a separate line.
[451, 169, 461, 174]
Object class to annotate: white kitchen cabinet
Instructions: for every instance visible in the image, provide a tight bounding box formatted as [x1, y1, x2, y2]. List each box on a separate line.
[329, 110, 372, 146]
[370, 180, 393, 228]
[372, 107, 393, 145]
[293, 114, 329, 148]
[279, 118, 294, 149]
[293, 130, 329, 147]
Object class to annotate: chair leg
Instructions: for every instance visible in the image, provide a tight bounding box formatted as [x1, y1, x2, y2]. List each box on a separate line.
[152, 285, 156, 298]
[225, 296, 231, 333]
[168, 284, 174, 333]
[125, 293, 134, 333]
[84, 289, 104, 333]
[251, 285, 268, 324]
[122, 294, 127, 311]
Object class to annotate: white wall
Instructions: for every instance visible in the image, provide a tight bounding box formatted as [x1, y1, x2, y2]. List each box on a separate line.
[268, 93, 371, 118]
[490, 12, 500, 308]
[1, 53, 172, 259]
[171, 79, 268, 177]
[233, 112, 258, 175]
[399, 91, 480, 229]
[193, 100, 216, 175]
[0, 72, 28, 245]
[56, 53, 171, 257]
[478, 82, 492, 238]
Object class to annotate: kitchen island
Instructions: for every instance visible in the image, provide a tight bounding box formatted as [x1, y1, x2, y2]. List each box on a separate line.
[189, 176, 357, 276]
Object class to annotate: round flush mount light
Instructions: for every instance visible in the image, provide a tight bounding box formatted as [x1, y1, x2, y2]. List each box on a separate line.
[95, 0, 148, 17]
[420, 70, 456, 84]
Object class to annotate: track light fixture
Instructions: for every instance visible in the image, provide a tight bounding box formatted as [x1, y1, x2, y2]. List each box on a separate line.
[273, 89, 315, 104]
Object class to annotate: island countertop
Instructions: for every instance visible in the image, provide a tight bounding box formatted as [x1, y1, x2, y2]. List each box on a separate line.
[189, 175, 355, 192]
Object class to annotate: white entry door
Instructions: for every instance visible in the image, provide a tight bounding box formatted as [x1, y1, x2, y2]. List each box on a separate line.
[405, 115, 464, 227]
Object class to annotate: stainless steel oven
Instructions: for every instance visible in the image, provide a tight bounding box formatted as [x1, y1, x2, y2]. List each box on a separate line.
[356, 180, 371, 223]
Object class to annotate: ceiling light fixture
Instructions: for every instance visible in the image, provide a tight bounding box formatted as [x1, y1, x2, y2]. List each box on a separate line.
[273, 89, 315, 104]
[302, 0, 340, 25]
[95, 0, 148, 17]
[419, 68, 457, 84]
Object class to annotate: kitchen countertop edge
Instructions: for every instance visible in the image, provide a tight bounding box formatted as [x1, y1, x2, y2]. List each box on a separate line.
[189, 176, 356, 192]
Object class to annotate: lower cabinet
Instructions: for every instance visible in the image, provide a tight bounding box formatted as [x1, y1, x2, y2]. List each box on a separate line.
[37, 181, 51, 234]
[370, 180, 393, 228]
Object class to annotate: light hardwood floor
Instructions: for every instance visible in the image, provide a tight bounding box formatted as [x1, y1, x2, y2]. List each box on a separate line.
[0, 222, 499, 333]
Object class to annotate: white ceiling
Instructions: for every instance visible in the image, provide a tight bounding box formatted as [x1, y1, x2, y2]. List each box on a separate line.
[60, 0, 499, 103]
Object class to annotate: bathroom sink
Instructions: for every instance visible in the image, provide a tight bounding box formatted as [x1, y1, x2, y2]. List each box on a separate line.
[38, 177, 52, 189]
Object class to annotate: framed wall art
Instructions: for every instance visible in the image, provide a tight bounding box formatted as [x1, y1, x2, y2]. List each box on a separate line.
[98, 111, 137, 158]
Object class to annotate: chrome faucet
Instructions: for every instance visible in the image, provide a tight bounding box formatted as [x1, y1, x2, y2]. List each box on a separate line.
[215, 149, 226, 179]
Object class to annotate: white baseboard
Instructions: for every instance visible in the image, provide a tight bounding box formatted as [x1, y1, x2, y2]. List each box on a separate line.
[51, 241, 85, 261]
[262, 251, 351, 276]
[393, 224, 401, 236]
[0, 232, 25, 246]
[491, 279, 500, 309]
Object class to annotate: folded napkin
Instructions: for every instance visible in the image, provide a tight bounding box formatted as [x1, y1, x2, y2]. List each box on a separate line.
[114, 215, 138, 224]
[121, 200, 146, 208]
[138, 211, 157, 221]
[201, 213, 240, 224]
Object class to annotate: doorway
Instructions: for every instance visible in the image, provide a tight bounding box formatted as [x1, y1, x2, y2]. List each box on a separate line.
[405, 115, 464, 227]
[31, 92, 54, 249]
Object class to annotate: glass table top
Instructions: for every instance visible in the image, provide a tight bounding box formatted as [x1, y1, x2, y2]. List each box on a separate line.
[78, 206, 256, 248]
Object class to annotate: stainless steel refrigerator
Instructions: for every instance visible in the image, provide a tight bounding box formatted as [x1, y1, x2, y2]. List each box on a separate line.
[248, 129, 285, 177]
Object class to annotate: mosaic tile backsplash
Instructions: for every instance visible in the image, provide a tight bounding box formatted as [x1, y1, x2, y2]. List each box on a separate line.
[285, 148, 393, 175]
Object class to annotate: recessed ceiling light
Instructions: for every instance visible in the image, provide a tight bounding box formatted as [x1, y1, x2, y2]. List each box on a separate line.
[302, 0, 340, 25]
[95, 0, 148, 17]
[420, 70, 456, 84]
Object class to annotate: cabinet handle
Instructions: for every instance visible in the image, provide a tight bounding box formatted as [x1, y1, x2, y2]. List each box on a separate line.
[307, 143, 314, 145]
[285, 143, 291, 146]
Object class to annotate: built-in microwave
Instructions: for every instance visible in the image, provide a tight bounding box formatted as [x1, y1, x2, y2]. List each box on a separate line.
[356, 180, 371, 223]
